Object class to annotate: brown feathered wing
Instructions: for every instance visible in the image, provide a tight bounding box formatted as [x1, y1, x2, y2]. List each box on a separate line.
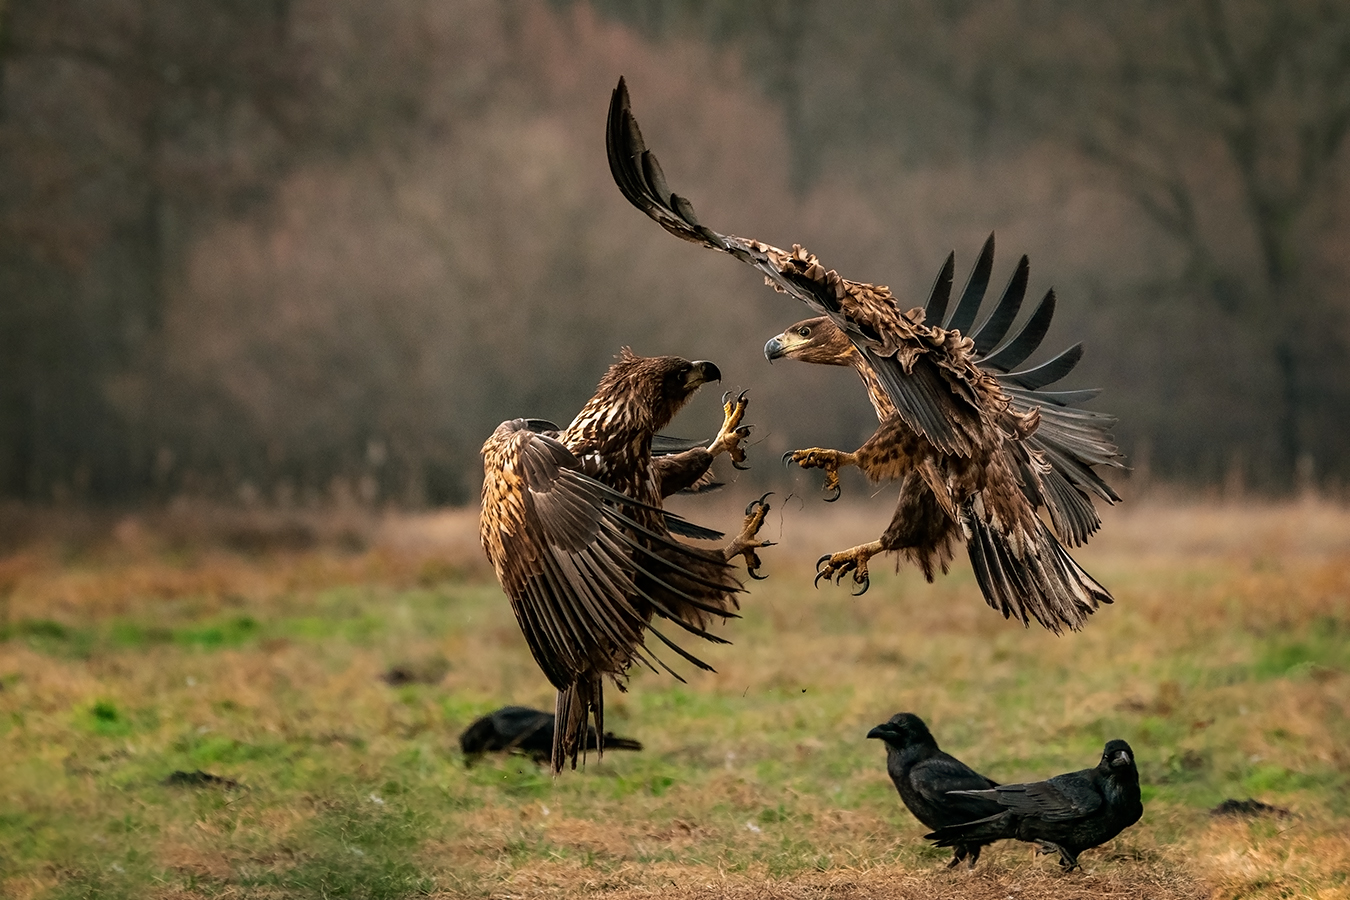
[481, 418, 738, 768]
[608, 78, 1121, 632]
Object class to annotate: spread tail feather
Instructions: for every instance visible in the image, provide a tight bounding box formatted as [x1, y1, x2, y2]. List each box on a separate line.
[553, 675, 603, 774]
[963, 500, 1113, 634]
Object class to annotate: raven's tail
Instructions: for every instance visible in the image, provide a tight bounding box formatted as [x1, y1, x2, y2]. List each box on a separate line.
[926, 811, 1017, 848]
[599, 733, 644, 753]
[962, 496, 1113, 634]
[553, 674, 603, 774]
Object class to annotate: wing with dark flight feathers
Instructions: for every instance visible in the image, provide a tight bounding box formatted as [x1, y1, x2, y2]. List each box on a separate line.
[919, 235, 1124, 546]
[909, 756, 1001, 822]
[611, 78, 1124, 543]
[952, 773, 1104, 823]
[609, 78, 985, 458]
[479, 420, 739, 692]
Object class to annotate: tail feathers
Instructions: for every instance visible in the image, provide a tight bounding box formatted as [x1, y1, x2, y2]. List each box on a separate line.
[599, 733, 644, 752]
[963, 500, 1113, 634]
[553, 675, 603, 774]
[926, 811, 1017, 848]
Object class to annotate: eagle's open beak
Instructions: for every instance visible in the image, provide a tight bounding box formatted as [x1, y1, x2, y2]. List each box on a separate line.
[686, 360, 721, 389]
[764, 335, 786, 361]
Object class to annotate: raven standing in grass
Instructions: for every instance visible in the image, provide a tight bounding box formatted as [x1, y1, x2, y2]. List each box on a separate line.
[458, 706, 643, 767]
[867, 713, 1004, 868]
[926, 739, 1142, 870]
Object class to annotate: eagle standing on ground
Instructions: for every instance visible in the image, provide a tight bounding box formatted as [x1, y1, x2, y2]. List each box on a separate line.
[480, 350, 772, 772]
[608, 77, 1122, 632]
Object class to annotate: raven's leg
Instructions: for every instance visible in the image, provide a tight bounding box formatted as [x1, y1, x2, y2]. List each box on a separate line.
[1038, 842, 1079, 870]
[707, 390, 753, 469]
[946, 846, 967, 869]
[723, 492, 775, 578]
[785, 447, 859, 501]
[814, 540, 883, 596]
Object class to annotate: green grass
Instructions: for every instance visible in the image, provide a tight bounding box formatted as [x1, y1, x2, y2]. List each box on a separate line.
[0, 502, 1348, 898]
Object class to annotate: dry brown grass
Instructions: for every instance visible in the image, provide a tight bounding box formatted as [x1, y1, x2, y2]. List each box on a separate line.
[0, 497, 1348, 898]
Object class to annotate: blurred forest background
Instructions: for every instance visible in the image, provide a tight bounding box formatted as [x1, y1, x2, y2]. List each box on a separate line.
[2, 0, 1348, 507]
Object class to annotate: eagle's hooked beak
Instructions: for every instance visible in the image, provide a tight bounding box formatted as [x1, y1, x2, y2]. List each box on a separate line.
[764, 334, 786, 362]
[685, 360, 721, 389]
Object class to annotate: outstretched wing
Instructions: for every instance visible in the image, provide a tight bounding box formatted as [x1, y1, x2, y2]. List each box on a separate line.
[609, 78, 986, 458]
[919, 236, 1125, 547]
[479, 420, 737, 691]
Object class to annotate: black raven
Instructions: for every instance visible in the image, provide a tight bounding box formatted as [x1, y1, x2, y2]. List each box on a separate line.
[867, 713, 1004, 868]
[926, 739, 1143, 870]
[458, 706, 643, 766]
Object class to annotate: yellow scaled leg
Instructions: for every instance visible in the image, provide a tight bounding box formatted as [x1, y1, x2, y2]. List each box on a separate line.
[723, 492, 775, 579]
[708, 390, 753, 469]
[815, 540, 884, 596]
[784, 447, 859, 502]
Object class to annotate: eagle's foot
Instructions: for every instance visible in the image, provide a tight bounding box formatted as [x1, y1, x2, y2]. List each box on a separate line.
[814, 540, 883, 596]
[724, 492, 774, 579]
[709, 390, 753, 469]
[783, 447, 855, 501]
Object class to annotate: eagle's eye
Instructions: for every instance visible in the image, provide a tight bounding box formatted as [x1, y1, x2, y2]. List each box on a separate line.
[797, 326, 811, 338]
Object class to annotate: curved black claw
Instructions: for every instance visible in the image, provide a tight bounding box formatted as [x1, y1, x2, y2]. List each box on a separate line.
[744, 491, 774, 516]
[734, 437, 756, 472]
[823, 483, 841, 503]
[737, 389, 749, 403]
[783, 450, 798, 468]
[813, 553, 833, 589]
[721, 390, 732, 406]
[815, 552, 868, 595]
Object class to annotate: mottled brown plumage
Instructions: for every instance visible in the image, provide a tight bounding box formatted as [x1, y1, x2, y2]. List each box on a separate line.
[608, 78, 1122, 632]
[480, 350, 770, 772]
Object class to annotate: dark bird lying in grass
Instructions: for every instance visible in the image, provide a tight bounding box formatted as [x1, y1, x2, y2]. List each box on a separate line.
[926, 739, 1143, 870]
[867, 713, 1003, 868]
[459, 706, 643, 766]
[1210, 798, 1290, 819]
[608, 77, 1121, 633]
[480, 349, 773, 772]
[162, 770, 241, 790]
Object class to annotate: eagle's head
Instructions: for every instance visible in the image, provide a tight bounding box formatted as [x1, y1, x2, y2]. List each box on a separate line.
[763, 317, 855, 367]
[596, 348, 722, 432]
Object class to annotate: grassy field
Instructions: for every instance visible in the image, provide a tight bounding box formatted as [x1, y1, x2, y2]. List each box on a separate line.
[0, 497, 1348, 899]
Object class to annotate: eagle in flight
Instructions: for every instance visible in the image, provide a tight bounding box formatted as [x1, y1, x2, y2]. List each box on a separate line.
[480, 350, 772, 772]
[607, 77, 1123, 633]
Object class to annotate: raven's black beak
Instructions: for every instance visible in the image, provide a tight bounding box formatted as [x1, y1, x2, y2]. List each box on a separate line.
[764, 335, 785, 362]
[1111, 749, 1132, 767]
[686, 360, 721, 389]
[866, 724, 892, 741]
